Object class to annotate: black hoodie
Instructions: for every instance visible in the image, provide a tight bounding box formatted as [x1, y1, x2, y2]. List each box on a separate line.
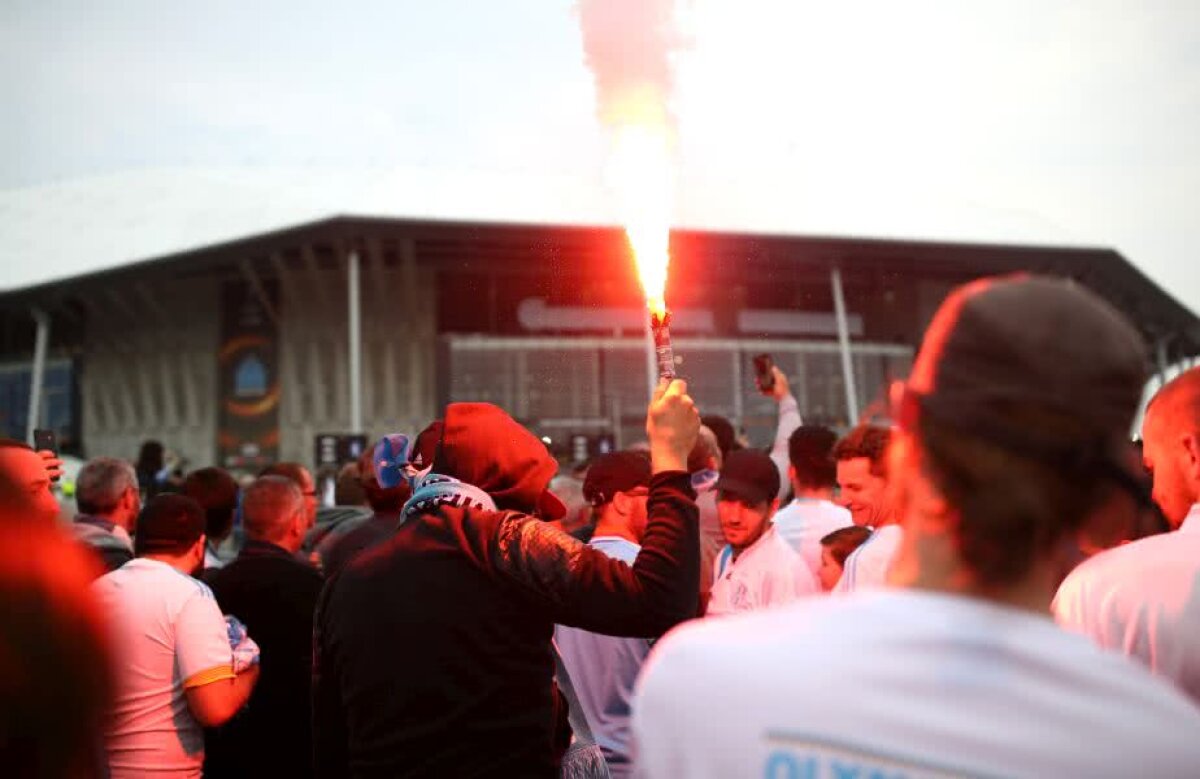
[313, 403, 698, 778]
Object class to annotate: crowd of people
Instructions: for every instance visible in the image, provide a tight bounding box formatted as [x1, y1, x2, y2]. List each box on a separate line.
[2, 273, 1200, 777]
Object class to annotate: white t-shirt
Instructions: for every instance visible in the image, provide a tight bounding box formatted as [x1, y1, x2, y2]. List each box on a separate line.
[772, 498, 853, 579]
[707, 526, 817, 616]
[834, 523, 902, 593]
[634, 589, 1200, 778]
[92, 558, 234, 778]
[1053, 503, 1200, 704]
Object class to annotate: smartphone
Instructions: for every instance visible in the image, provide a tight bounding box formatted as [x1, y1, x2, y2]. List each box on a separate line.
[33, 428, 59, 482]
[33, 428, 56, 454]
[753, 354, 775, 393]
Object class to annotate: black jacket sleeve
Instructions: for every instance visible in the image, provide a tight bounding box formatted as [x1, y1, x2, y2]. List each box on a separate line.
[446, 471, 699, 638]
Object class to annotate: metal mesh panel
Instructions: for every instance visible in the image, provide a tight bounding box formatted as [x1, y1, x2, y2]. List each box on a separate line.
[447, 337, 913, 460]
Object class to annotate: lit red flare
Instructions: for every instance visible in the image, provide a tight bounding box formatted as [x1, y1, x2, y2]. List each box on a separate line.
[650, 308, 675, 381]
[610, 123, 676, 383]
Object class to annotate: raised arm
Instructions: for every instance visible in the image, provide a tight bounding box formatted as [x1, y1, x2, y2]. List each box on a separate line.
[457, 379, 702, 638]
[766, 366, 800, 502]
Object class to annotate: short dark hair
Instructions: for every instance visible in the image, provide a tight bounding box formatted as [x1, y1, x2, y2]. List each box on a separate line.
[260, 462, 310, 490]
[832, 425, 891, 477]
[134, 495, 205, 557]
[182, 467, 239, 542]
[918, 411, 1123, 588]
[820, 525, 873, 566]
[242, 476, 303, 542]
[788, 426, 838, 490]
[335, 462, 367, 506]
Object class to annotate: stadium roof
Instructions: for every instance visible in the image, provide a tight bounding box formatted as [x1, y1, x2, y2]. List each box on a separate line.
[1, 164, 1097, 293]
[1, 166, 1197, 357]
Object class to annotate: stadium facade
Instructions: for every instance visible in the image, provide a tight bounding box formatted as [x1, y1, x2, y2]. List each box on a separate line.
[1, 215, 1197, 471]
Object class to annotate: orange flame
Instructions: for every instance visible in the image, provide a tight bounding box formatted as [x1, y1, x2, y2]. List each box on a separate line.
[609, 122, 673, 319]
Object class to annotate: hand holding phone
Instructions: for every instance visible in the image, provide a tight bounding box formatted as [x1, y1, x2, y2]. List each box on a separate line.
[753, 354, 775, 394]
[32, 429, 62, 483]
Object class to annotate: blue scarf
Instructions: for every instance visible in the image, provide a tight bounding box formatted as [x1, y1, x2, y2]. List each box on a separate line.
[401, 472, 497, 521]
[374, 432, 500, 523]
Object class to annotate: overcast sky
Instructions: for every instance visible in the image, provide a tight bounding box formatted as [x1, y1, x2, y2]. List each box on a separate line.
[3, 0, 1198, 315]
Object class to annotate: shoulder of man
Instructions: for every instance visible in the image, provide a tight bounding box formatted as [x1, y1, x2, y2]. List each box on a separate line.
[1059, 533, 1175, 594]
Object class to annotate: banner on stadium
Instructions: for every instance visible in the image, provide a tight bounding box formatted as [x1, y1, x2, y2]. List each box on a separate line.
[216, 280, 281, 470]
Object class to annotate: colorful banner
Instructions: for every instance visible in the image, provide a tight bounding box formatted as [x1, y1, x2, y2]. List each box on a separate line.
[216, 280, 280, 470]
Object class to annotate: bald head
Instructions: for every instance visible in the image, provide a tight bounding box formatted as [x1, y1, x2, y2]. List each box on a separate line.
[1142, 366, 1200, 527]
[242, 476, 305, 548]
[1146, 367, 1200, 434]
[687, 425, 723, 474]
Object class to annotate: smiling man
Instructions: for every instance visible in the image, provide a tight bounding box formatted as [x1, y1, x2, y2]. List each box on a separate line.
[832, 425, 901, 593]
[707, 449, 816, 616]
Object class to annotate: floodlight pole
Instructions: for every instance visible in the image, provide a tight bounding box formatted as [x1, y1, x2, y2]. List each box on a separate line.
[1155, 339, 1170, 390]
[830, 267, 859, 426]
[348, 250, 363, 434]
[26, 308, 50, 444]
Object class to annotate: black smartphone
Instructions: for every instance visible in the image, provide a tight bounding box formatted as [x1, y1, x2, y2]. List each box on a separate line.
[33, 428, 58, 482]
[753, 354, 775, 392]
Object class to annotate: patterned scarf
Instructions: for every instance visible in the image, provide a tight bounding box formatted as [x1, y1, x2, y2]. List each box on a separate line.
[401, 472, 497, 521]
[373, 432, 498, 522]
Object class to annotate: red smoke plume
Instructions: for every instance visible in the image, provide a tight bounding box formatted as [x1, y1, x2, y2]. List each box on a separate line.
[577, 0, 682, 129]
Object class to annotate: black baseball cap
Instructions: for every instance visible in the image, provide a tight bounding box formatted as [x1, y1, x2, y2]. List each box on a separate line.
[715, 449, 780, 505]
[892, 274, 1151, 504]
[134, 494, 206, 556]
[583, 451, 652, 506]
[896, 275, 1147, 454]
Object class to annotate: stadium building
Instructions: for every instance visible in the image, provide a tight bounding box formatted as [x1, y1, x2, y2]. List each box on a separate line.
[2, 170, 1197, 471]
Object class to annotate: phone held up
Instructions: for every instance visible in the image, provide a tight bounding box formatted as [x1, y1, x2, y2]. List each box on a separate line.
[753, 354, 775, 394]
[33, 428, 59, 482]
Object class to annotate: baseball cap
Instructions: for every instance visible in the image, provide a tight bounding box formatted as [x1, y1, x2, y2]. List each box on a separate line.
[894, 274, 1148, 479]
[897, 278, 1147, 448]
[583, 451, 652, 506]
[134, 494, 206, 556]
[714, 449, 781, 505]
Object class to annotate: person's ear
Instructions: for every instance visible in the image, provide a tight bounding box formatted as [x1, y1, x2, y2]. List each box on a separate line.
[612, 491, 632, 517]
[1181, 432, 1200, 483]
[194, 534, 207, 562]
[889, 432, 952, 531]
[787, 464, 797, 485]
[769, 498, 781, 516]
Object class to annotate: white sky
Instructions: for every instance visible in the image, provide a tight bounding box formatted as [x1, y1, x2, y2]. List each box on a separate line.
[2, 0, 1198, 316]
